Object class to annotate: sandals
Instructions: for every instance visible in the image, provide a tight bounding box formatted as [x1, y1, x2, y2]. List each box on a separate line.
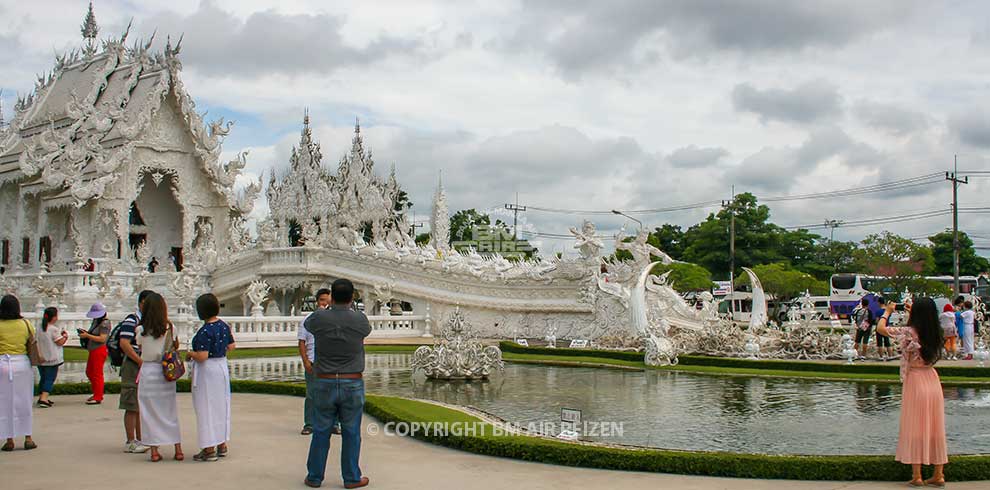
[908, 480, 925, 487]
[24, 440, 37, 451]
[37, 400, 53, 408]
[85, 399, 102, 405]
[174, 450, 184, 461]
[301, 426, 313, 435]
[925, 478, 946, 488]
[217, 445, 228, 458]
[150, 452, 163, 463]
[193, 449, 219, 462]
[1, 441, 14, 452]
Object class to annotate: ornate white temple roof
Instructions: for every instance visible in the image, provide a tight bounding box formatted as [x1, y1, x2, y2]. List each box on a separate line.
[0, 4, 253, 210]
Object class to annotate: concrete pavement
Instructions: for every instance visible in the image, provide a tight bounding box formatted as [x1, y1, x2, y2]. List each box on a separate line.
[1, 394, 984, 490]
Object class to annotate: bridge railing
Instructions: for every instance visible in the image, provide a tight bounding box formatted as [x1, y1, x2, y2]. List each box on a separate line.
[22, 311, 429, 347]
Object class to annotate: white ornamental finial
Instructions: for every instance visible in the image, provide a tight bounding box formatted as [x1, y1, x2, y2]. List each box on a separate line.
[81, 2, 99, 57]
[81, 2, 99, 41]
[430, 170, 450, 251]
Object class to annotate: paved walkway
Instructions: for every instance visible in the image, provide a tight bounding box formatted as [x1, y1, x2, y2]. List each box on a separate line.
[2, 394, 984, 490]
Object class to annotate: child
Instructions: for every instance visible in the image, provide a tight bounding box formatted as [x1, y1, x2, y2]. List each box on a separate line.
[939, 304, 958, 360]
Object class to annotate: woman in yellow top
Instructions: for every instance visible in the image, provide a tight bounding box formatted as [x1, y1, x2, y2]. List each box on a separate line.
[0, 294, 37, 451]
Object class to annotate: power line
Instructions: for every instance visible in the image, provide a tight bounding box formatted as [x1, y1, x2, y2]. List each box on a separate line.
[521, 172, 944, 215]
[783, 208, 951, 230]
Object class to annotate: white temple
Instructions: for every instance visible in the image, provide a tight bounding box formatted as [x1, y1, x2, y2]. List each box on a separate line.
[0, 5, 258, 278]
[0, 5, 875, 364]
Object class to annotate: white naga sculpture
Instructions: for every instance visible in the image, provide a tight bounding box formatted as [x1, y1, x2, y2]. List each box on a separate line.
[631, 262, 678, 366]
[246, 280, 270, 316]
[411, 308, 504, 380]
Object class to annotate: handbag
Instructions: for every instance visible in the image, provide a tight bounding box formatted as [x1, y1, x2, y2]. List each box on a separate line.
[25, 319, 42, 366]
[160, 325, 185, 382]
[78, 319, 102, 349]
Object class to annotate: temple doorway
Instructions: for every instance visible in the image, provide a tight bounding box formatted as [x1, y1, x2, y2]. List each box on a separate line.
[130, 173, 184, 266]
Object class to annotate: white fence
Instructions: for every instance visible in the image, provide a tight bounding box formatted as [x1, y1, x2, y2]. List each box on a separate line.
[22, 311, 429, 348]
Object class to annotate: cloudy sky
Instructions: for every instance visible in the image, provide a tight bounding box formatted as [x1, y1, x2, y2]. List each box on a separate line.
[2, 0, 989, 257]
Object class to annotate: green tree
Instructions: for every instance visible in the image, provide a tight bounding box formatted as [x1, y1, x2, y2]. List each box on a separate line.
[449, 209, 491, 243]
[414, 232, 430, 245]
[807, 240, 860, 280]
[649, 262, 716, 292]
[928, 230, 990, 276]
[736, 262, 828, 299]
[652, 224, 686, 260]
[448, 209, 537, 258]
[854, 231, 936, 294]
[681, 193, 814, 279]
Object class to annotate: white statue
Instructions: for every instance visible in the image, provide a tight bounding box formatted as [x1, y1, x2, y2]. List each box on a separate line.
[246, 280, 270, 316]
[615, 226, 675, 270]
[569, 220, 603, 260]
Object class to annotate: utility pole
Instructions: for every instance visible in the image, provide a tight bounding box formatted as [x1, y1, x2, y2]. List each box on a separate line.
[823, 219, 843, 242]
[504, 193, 526, 240]
[722, 186, 736, 316]
[946, 155, 969, 296]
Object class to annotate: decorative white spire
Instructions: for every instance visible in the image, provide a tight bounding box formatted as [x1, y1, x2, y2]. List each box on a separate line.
[81, 2, 99, 57]
[430, 170, 450, 251]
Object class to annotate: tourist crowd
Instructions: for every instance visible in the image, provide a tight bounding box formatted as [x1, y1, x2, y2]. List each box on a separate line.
[0, 278, 371, 488]
[0, 290, 234, 462]
[2, 282, 973, 486]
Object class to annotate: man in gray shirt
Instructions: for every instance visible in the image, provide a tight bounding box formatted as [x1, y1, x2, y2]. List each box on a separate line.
[302, 279, 371, 489]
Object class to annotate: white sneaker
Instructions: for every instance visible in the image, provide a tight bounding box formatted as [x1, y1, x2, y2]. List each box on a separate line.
[124, 441, 133, 453]
[127, 441, 150, 453]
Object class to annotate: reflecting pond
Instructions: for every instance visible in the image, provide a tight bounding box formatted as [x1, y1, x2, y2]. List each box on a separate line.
[53, 354, 990, 455]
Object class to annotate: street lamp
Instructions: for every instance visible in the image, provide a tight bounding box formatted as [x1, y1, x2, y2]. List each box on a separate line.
[611, 209, 643, 230]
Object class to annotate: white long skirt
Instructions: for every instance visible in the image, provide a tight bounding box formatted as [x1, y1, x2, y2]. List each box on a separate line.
[192, 357, 231, 449]
[963, 324, 975, 354]
[137, 362, 181, 446]
[0, 355, 32, 439]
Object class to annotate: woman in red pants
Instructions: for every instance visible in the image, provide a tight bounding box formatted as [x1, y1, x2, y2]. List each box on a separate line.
[79, 303, 111, 405]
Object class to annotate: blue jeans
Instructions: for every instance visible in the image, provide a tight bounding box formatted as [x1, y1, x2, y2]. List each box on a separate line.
[306, 378, 364, 486]
[304, 371, 315, 428]
[37, 365, 59, 394]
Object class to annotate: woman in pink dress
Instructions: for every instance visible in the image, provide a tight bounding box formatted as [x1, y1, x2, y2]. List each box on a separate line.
[876, 297, 947, 486]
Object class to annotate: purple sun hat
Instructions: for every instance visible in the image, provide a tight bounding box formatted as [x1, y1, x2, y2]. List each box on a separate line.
[85, 302, 107, 319]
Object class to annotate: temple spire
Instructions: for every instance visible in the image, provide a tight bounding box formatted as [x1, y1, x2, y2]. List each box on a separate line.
[0, 89, 5, 131]
[430, 170, 450, 251]
[81, 2, 99, 57]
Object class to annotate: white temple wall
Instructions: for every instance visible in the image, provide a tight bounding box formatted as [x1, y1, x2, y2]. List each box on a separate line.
[0, 183, 18, 270]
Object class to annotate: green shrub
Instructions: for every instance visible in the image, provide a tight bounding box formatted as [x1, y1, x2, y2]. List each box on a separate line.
[500, 342, 990, 378]
[365, 395, 990, 481]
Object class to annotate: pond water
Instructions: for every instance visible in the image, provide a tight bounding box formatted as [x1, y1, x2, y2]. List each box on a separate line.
[52, 354, 990, 455]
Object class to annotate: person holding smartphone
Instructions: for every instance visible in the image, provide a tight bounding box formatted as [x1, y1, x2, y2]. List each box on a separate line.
[876, 298, 947, 487]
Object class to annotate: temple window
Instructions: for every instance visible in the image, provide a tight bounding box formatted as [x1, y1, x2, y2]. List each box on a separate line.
[1, 239, 9, 265]
[21, 237, 30, 264]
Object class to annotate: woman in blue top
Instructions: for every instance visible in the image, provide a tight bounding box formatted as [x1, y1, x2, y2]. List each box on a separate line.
[187, 293, 235, 462]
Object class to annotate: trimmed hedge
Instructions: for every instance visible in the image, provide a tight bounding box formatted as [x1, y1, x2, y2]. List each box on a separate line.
[501, 341, 990, 378]
[364, 395, 990, 482]
[46, 381, 990, 481]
